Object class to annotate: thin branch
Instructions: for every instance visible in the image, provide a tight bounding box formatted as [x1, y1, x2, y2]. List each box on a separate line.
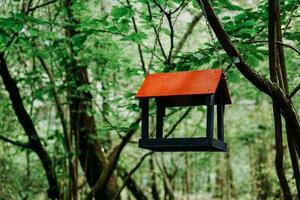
[110, 108, 192, 200]
[153, 0, 175, 65]
[27, 0, 57, 13]
[153, 0, 168, 15]
[283, 0, 300, 35]
[155, 155, 175, 200]
[146, 2, 167, 60]
[92, 117, 141, 195]
[237, 40, 300, 56]
[0, 135, 30, 148]
[165, 108, 192, 138]
[174, 12, 203, 57]
[112, 152, 153, 200]
[170, 0, 186, 15]
[37, 56, 71, 152]
[290, 83, 300, 99]
[166, 14, 175, 65]
[276, 41, 300, 56]
[126, 0, 146, 74]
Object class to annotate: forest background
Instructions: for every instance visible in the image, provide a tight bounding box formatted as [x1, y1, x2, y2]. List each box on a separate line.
[0, 0, 300, 199]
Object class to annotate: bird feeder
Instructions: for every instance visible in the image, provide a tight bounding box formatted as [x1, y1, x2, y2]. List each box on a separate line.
[135, 69, 231, 152]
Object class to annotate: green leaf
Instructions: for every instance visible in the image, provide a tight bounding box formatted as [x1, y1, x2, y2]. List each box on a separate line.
[211, 60, 221, 69]
[123, 32, 147, 44]
[111, 7, 128, 20]
[242, 20, 256, 28]
[247, 55, 259, 67]
[238, 28, 256, 37]
[129, 121, 140, 130]
[71, 34, 87, 48]
[222, 16, 231, 21]
[234, 13, 247, 22]
[228, 71, 240, 83]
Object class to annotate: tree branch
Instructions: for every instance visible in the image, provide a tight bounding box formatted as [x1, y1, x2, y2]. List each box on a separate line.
[0, 52, 60, 199]
[196, 0, 273, 95]
[290, 83, 300, 99]
[126, 0, 146, 74]
[165, 108, 191, 138]
[27, 0, 57, 13]
[276, 41, 300, 56]
[237, 40, 300, 56]
[268, 0, 292, 197]
[92, 117, 141, 196]
[170, 0, 186, 15]
[196, 0, 300, 154]
[174, 12, 203, 57]
[113, 152, 153, 200]
[0, 135, 30, 149]
[110, 107, 191, 200]
[146, 2, 167, 60]
[153, 0, 175, 65]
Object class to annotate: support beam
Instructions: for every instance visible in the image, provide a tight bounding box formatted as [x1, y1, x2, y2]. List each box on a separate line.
[156, 101, 165, 139]
[217, 103, 224, 141]
[140, 99, 149, 139]
[206, 95, 215, 139]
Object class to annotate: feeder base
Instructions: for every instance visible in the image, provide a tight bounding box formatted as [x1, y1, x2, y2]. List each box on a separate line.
[139, 137, 227, 152]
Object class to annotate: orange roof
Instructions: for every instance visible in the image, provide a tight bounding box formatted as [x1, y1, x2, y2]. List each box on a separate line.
[136, 69, 231, 104]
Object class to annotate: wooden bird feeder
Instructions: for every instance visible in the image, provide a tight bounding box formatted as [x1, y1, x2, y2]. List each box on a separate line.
[136, 69, 231, 152]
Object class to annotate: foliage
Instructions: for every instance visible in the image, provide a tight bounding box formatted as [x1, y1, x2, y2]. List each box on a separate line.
[0, 0, 299, 199]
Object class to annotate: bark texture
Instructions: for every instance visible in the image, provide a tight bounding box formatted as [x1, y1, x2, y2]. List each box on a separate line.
[0, 53, 60, 199]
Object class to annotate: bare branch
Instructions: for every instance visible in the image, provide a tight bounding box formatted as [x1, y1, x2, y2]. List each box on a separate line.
[283, 1, 299, 35]
[37, 56, 71, 151]
[126, 0, 146, 74]
[165, 108, 191, 138]
[110, 108, 191, 200]
[0, 135, 30, 149]
[174, 12, 203, 56]
[146, 2, 167, 60]
[27, 0, 57, 13]
[113, 152, 153, 200]
[290, 83, 300, 99]
[153, 0, 175, 65]
[276, 41, 300, 56]
[0, 53, 60, 198]
[92, 117, 141, 195]
[170, 0, 186, 15]
[237, 40, 300, 56]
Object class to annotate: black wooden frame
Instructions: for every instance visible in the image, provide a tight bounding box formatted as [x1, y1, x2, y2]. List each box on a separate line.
[138, 95, 227, 152]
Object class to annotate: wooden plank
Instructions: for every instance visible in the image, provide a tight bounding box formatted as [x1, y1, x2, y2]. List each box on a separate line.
[138, 138, 227, 152]
[140, 99, 149, 139]
[156, 101, 165, 139]
[217, 103, 224, 141]
[206, 95, 215, 139]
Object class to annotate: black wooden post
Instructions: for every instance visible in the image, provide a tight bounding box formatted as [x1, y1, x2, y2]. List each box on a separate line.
[156, 100, 165, 139]
[217, 103, 224, 141]
[140, 99, 149, 139]
[206, 95, 215, 139]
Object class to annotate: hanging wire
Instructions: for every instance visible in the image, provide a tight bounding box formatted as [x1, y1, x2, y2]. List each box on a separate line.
[198, 0, 223, 69]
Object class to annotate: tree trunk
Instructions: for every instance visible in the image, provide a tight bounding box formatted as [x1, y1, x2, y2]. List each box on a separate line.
[63, 0, 119, 199]
[195, 0, 300, 197]
[0, 53, 60, 199]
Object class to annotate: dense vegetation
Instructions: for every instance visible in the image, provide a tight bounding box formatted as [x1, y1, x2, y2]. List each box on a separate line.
[0, 0, 299, 199]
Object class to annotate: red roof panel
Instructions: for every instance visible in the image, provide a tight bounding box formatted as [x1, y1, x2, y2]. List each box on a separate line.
[136, 69, 225, 98]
